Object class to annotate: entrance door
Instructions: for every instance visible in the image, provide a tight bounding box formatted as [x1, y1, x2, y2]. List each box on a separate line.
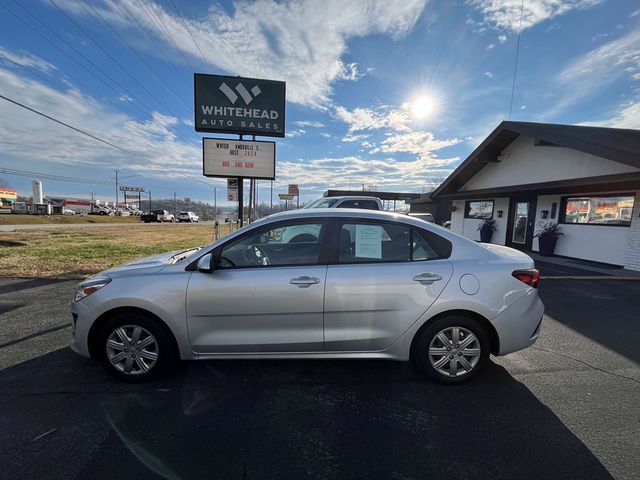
[506, 198, 537, 250]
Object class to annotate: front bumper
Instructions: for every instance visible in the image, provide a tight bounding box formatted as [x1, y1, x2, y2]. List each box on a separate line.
[491, 289, 545, 356]
[69, 299, 94, 358]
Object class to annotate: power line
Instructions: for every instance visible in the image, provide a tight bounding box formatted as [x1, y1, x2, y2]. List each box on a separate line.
[5, 1, 197, 146]
[111, 0, 190, 89]
[0, 93, 137, 155]
[77, 0, 191, 109]
[169, 0, 212, 71]
[508, 0, 525, 120]
[0, 167, 113, 185]
[47, 0, 191, 131]
[138, 0, 196, 72]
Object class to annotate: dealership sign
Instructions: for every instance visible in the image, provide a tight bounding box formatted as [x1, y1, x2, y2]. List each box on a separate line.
[203, 138, 275, 180]
[194, 73, 286, 137]
[119, 185, 144, 192]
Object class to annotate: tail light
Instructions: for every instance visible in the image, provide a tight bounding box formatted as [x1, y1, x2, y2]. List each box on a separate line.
[512, 269, 539, 288]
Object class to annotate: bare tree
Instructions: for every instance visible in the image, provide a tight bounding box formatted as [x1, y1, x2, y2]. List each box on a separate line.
[0, 177, 9, 189]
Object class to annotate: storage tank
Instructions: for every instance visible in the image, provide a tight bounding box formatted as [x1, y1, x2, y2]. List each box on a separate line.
[32, 180, 44, 204]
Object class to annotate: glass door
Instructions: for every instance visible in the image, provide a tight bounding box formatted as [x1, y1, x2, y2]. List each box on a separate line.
[512, 201, 530, 244]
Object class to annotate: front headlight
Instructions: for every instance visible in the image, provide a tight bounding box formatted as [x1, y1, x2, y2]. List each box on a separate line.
[74, 277, 111, 302]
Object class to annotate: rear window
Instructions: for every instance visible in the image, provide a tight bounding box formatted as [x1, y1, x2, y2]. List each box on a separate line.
[338, 200, 379, 210]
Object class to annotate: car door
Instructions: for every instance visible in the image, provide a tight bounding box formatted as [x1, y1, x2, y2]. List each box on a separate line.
[185, 218, 330, 353]
[324, 219, 453, 352]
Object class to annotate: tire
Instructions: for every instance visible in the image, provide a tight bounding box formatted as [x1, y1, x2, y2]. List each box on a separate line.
[99, 211, 106, 216]
[411, 315, 490, 384]
[97, 312, 177, 382]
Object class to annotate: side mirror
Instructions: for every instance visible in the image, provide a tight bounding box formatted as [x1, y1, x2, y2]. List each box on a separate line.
[197, 253, 213, 273]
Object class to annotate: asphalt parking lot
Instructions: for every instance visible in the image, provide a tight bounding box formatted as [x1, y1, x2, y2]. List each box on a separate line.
[1, 265, 639, 479]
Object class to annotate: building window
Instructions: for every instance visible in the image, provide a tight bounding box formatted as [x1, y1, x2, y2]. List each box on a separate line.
[464, 200, 494, 219]
[560, 194, 635, 226]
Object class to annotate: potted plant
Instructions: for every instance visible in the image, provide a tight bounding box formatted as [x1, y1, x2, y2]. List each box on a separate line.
[477, 219, 497, 243]
[534, 222, 564, 256]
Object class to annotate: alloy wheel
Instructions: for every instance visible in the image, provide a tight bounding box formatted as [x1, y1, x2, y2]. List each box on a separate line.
[106, 325, 159, 375]
[428, 326, 481, 378]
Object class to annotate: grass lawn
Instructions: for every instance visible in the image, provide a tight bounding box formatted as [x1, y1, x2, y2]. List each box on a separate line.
[0, 214, 142, 225]
[0, 224, 235, 278]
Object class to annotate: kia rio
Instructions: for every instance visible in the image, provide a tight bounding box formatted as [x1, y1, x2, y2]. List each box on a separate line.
[70, 209, 544, 384]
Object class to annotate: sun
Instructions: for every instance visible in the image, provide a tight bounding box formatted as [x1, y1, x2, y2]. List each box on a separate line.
[412, 96, 434, 118]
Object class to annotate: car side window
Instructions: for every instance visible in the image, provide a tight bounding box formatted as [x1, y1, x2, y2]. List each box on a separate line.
[339, 221, 410, 263]
[412, 229, 441, 260]
[218, 222, 325, 268]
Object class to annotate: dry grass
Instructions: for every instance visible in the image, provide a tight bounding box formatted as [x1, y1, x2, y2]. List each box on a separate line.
[0, 224, 235, 278]
[0, 214, 142, 225]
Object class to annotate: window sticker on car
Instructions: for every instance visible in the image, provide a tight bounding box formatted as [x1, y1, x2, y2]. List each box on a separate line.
[355, 224, 382, 258]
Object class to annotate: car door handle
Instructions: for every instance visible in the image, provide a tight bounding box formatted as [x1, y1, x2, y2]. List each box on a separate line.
[413, 273, 443, 285]
[289, 276, 320, 287]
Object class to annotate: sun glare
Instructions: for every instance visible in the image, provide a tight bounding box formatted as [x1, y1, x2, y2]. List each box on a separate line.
[412, 96, 434, 118]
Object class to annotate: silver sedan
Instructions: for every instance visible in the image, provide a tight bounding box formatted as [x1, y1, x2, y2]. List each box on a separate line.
[70, 209, 544, 384]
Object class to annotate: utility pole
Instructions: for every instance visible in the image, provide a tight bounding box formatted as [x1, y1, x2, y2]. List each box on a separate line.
[214, 186, 217, 221]
[173, 192, 176, 217]
[114, 169, 119, 208]
[148, 190, 151, 212]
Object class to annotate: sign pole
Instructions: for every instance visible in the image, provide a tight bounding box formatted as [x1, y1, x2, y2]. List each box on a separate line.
[270, 180, 273, 213]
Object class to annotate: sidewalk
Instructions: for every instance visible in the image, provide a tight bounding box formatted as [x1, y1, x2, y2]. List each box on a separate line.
[530, 252, 640, 278]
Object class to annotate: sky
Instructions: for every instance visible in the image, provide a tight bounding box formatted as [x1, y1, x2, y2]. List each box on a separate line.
[0, 0, 639, 206]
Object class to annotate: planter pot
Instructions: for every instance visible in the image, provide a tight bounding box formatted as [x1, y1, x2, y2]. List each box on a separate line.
[479, 229, 493, 243]
[538, 236, 557, 256]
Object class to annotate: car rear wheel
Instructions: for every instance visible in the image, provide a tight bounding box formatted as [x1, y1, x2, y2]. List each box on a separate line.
[412, 315, 490, 384]
[97, 313, 176, 382]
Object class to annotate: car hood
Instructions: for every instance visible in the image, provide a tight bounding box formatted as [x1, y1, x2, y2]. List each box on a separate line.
[99, 249, 189, 278]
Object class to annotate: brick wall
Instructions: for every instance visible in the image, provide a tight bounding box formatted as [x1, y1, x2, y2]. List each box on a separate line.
[624, 191, 640, 271]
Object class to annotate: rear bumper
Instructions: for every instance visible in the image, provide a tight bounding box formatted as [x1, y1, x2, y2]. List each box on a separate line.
[491, 289, 544, 356]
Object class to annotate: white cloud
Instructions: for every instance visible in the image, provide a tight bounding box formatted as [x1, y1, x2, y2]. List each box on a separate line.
[0, 66, 201, 178]
[486, 43, 496, 50]
[293, 120, 325, 128]
[319, 132, 332, 139]
[287, 129, 307, 138]
[335, 104, 413, 133]
[580, 102, 640, 129]
[497, 34, 507, 43]
[337, 62, 371, 81]
[342, 133, 370, 142]
[278, 155, 456, 192]
[468, 0, 601, 32]
[54, 0, 427, 109]
[0, 46, 57, 74]
[631, 8, 640, 18]
[557, 29, 640, 98]
[484, 71, 494, 78]
[369, 131, 460, 166]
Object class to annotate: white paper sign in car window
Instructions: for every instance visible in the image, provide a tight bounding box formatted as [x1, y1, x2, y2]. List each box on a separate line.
[355, 224, 382, 258]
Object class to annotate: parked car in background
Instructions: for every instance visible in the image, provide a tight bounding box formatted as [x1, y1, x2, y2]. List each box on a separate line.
[178, 211, 200, 223]
[92, 205, 114, 216]
[62, 208, 76, 215]
[141, 210, 174, 223]
[304, 196, 383, 210]
[116, 209, 131, 216]
[408, 212, 434, 223]
[70, 209, 543, 385]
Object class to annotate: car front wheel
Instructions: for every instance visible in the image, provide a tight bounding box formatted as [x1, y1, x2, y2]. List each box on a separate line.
[97, 313, 176, 382]
[412, 315, 490, 384]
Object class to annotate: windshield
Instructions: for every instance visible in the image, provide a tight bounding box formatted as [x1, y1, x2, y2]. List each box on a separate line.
[303, 198, 340, 209]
